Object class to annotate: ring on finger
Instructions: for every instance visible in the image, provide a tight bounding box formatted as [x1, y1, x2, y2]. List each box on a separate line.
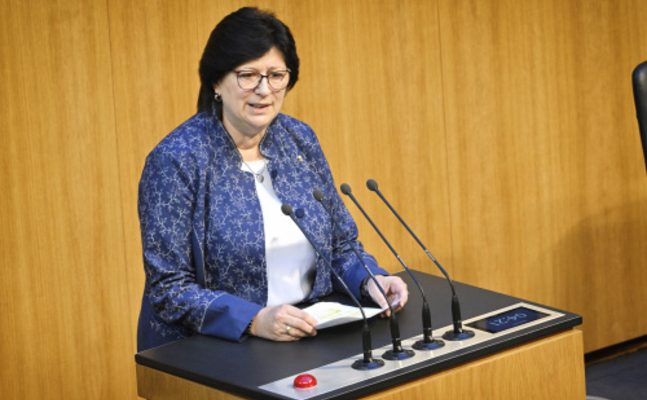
[286, 325, 291, 336]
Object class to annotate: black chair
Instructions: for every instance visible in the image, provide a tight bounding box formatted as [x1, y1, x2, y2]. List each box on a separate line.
[632, 60, 647, 172]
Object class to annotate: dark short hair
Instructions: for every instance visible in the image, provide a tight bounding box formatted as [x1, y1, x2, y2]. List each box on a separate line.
[197, 7, 299, 113]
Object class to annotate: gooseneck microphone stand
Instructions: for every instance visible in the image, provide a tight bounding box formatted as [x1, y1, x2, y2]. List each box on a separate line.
[366, 179, 474, 341]
[313, 189, 415, 360]
[340, 183, 444, 350]
[281, 203, 384, 370]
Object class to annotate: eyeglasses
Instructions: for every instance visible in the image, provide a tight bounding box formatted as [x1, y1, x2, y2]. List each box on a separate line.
[234, 69, 291, 91]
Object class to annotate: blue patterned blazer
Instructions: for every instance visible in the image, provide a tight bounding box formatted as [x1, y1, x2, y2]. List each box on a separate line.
[137, 111, 387, 351]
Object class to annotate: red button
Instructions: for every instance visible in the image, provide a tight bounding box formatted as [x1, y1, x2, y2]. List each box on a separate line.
[293, 374, 317, 389]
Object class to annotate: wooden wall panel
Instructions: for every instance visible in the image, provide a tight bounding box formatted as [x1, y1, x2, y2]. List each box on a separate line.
[0, 1, 34, 396]
[3, 0, 647, 399]
[107, 0, 202, 353]
[439, 0, 647, 352]
[0, 0, 135, 398]
[284, 0, 452, 278]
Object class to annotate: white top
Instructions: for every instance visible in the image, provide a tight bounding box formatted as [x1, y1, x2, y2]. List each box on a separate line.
[241, 159, 317, 307]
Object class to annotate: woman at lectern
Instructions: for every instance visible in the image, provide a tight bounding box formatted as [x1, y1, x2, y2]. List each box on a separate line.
[136, 7, 408, 351]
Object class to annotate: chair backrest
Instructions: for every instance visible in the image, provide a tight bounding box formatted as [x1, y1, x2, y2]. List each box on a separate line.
[632, 61, 647, 173]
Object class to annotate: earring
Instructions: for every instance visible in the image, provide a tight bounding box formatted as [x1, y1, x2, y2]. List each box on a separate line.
[214, 92, 222, 102]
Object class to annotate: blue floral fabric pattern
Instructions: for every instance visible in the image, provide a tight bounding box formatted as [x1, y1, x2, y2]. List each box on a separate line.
[137, 111, 387, 351]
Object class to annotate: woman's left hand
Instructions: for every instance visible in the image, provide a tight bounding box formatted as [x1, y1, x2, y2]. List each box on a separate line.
[250, 304, 318, 341]
[366, 275, 409, 317]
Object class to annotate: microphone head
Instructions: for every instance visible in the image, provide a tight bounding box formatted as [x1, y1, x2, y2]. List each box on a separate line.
[366, 179, 378, 191]
[281, 203, 293, 216]
[340, 183, 352, 195]
[313, 189, 324, 201]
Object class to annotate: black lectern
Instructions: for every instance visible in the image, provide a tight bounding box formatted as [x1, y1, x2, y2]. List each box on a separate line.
[135, 271, 585, 400]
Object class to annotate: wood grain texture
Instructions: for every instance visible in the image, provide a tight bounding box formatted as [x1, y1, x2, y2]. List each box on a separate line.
[107, 0, 203, 353]
[2, 0, 647, 398]
[438, 0, 647, 352]
[137, 364, 246, 400]
[136, 330, 585, 400]
[281, 0, 453, 278]
[0, 0, 135, 398]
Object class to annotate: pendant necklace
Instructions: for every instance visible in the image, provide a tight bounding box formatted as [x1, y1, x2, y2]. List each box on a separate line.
[242, 159, 267, 183]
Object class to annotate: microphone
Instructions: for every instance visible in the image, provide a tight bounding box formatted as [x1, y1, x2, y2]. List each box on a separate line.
[313, 189, 415, 360]
[340, 183, 444, 351]
[281, 203, 384, 370]
[366, 179, 475, 341]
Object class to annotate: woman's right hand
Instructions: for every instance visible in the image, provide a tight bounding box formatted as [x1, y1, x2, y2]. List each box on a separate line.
[250, 304, 318, 341]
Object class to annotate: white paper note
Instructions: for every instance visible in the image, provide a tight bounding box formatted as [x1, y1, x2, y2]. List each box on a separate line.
[303, 298, 402, 329]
